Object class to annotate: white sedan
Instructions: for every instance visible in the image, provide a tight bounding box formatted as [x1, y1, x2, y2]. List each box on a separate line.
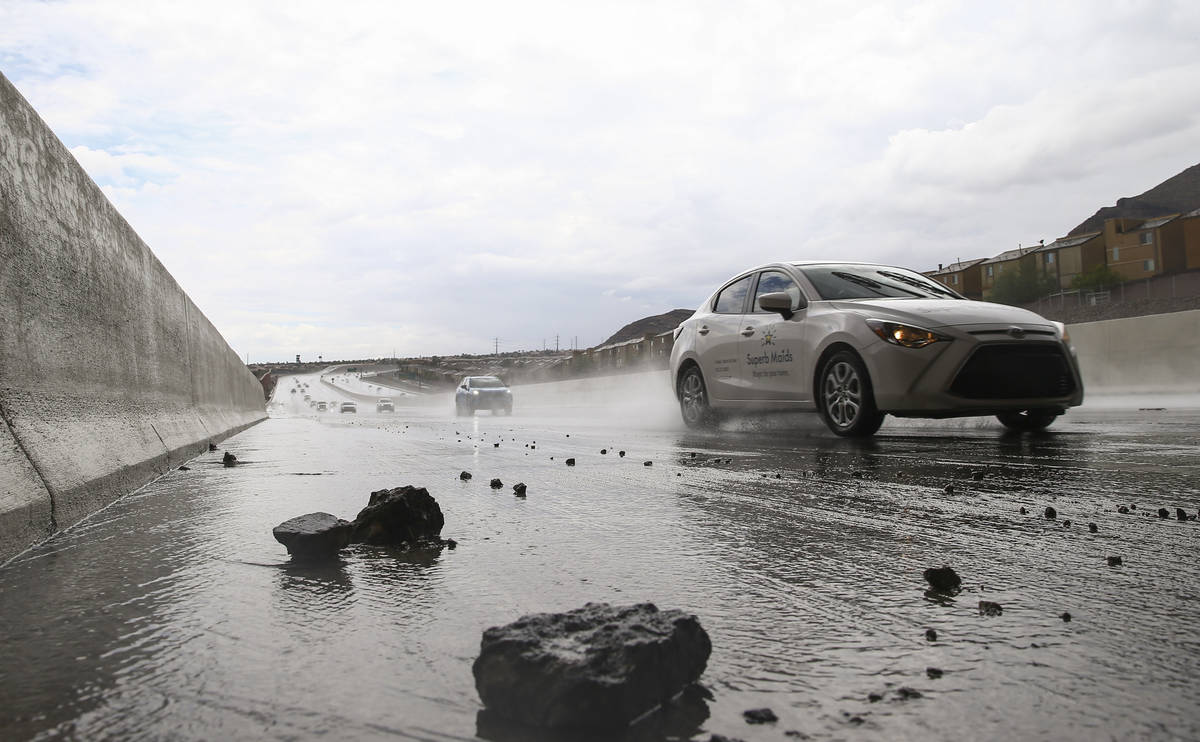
[670, 261, 1084, 436]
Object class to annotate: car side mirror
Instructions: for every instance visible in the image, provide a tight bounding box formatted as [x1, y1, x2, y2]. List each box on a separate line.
[758, 291, 802, 319]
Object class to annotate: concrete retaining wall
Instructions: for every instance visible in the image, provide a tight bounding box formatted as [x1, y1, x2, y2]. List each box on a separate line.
[1068, 309, 1200, 395]
[0, 73, 265, 562]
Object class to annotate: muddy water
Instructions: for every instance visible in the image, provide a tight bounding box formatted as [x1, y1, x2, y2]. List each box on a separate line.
[2, 376, 1199, 741]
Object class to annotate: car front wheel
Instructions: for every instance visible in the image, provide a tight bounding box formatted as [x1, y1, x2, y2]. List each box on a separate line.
[817, 350, 884, 437]
[996, 409, 1058, 432]
[677, 366, 717, 428]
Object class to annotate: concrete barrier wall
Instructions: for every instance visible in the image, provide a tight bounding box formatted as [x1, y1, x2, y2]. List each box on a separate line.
[1067, 309, 1200, 395]
[0, 73, 265, 562]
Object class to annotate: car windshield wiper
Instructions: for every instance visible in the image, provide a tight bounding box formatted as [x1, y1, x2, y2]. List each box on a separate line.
[831, 271, 922, 298]
[876, 270, 960, 298]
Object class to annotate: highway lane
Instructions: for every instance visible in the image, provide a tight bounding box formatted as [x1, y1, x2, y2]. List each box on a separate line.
[2, 371, 1199, 741]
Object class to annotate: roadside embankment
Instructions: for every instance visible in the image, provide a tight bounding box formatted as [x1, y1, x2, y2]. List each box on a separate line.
[0, 73, 265, 562]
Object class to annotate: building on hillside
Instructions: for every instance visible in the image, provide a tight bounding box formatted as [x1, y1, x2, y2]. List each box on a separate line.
[1102, 215, 1188, 281]
[1032, 231, 1105, 290]
[1181, 208, 1200, 270]
[924, 258, 986, 299]
[563, 330, 675, 376]
[979, 247, 1035, 300]
[647, 330, 674, 362]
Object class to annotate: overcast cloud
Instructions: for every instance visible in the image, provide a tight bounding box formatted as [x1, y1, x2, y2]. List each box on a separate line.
[3, 0, 1198, 360]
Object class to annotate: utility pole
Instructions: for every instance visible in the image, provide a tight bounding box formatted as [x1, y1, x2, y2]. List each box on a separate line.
[494, 337, 499, 355]
[555, 335, 559, 352]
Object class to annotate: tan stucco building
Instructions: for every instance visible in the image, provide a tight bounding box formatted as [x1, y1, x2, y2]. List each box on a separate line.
[1033, 231, 1106, 290]
[925, 258, 986, 299]
[1102, 215, 1190, 281]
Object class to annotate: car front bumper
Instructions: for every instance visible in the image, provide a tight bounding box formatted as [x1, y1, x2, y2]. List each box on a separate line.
[862, 330, 1084, 417]
[465, 392, 512, 408]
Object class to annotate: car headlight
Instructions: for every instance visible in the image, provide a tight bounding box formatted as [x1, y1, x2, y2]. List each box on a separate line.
[866, 319, 950, 349]
[471, 390, 480, 395]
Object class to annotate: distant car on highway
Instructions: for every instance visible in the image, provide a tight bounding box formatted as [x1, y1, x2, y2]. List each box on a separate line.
[377, 398, 394, 412]
[340, 401, 357, 414]
[316, 401, 327, 411]
[670, 261, 1084, 436]
[455, 376, 513, 416]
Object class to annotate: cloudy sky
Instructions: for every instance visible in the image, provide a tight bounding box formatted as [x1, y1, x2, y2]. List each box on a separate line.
[3, 1, 1198, 361]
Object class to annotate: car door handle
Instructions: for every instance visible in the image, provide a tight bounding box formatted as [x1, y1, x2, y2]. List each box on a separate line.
[741, 327, 755, 336]
[698, 325, 709, 335]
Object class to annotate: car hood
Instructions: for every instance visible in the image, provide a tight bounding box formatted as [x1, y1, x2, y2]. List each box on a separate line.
[828, 298, 1054, 328]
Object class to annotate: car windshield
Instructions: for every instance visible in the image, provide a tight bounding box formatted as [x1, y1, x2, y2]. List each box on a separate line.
[798, 264, 962, 300]
[470, 378, 505, 389]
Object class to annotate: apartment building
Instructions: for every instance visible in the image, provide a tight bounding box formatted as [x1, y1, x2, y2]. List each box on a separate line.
[924, 258, 986, 299]
[1183, 208, 1200, 270]
[979, 248, 1035, 300]
[1032, 231, 1106, 290]
[929, 207, 1200, 302]
[1102, 215, 1190, 280]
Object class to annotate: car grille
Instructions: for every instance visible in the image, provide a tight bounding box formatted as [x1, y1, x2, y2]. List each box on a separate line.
[949, 344, 1075, 400]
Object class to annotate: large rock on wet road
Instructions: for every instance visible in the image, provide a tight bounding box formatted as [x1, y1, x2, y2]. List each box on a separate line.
[350, 485, 445, 546]
[273, 512, 352, 559]
[472, 602, 711, 728]
[923, 566, 961, 593]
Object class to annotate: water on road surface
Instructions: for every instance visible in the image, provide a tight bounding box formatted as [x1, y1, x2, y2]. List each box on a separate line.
[2, 372, 1199, 741]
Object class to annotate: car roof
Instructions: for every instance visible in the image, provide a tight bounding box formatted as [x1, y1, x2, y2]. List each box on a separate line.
[787, 260, 899, 268]
[468, 375, 502, 382]
[720, 260, 902, 278]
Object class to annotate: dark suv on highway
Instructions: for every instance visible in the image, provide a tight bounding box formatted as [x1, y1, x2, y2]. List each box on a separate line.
[455, 376, 513, 416]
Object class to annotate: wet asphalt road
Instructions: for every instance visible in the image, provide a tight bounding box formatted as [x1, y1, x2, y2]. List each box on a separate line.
[2, 371, 1199, 741]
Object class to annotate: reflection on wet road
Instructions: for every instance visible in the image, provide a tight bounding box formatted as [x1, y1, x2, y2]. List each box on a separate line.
[2, 373, 1198, 741]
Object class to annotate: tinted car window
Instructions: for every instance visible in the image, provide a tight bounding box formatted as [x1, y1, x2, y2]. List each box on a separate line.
[712, 275, 752, 313]
[799, 264, 962, 300]
[752, 270, 802, 312]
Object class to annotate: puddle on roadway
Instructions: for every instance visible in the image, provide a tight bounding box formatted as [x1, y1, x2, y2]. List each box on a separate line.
[2, 395, 1199, 741]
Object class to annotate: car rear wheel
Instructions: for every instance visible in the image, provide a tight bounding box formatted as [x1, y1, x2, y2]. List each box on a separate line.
[678, 366, 717, 428]
[818, 350, 884, 437]
[996, 409, 1058, 432]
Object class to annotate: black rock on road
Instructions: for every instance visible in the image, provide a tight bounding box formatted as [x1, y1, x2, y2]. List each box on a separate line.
[272, 512, 352, 559]
[472, 602, 711, 728]
[350, 486, 445, 546]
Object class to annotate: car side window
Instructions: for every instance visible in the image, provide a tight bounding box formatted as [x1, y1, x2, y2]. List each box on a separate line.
[752, 270, 802, 312]
[712, 275, 753, 313]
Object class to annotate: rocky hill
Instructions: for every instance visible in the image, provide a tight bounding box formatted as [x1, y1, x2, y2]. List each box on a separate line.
[1069, 162, 1200, 235]
[600, 309, 694, 346]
